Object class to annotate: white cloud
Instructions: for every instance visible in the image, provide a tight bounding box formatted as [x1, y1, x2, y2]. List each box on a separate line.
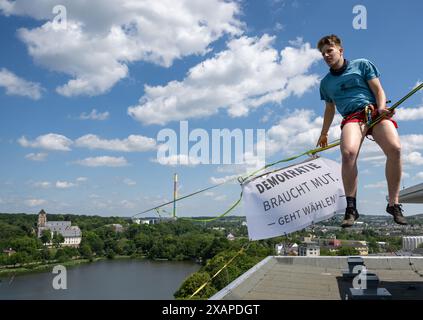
[75, 156, 128, 167]
[75, 134, 156, 152]
[266, 109, 342, 157]
[403, 151, 423, 166]
[364, 180, 387, 189]
[260, 109, 274, 123]
[274, 22, 284, 31]
[2, 0, 242, 96]
[128, 36, 322, 125]
[33, 181, 51, 188]
[56, 180, 76, 189]
[210, 174, 239, 185]
[33, 178, 84, 189]
[416, 172, 423, 179]
[0, 68, 43, 99]
[19, 133, 158, 153]
[214, 195, 227, 201]
[400, 134, 423, 153]
[120, 200, 136, 209]
[359, 134, 423, 167]
[25, 152, 48, 161]
[80, 109, 109, 121]
[25, 198, 46, 207]
[154, 154, 201, 167]
[123, 178, 136, 186]
[288, 37, 304, 47]
[18, 133, 72, 151]
[395, 106, 423, 121]
[360, 154, 385, 163]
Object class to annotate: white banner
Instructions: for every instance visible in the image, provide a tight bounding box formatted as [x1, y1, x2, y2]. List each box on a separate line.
[242, 157, 345, 241]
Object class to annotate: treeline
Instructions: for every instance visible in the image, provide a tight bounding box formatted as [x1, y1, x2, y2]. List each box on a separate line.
[0, 213, 257, 267]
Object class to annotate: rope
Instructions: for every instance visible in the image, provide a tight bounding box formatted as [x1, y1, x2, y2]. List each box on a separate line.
[179, 192, 243, 222]
[188, 243, 250, 299]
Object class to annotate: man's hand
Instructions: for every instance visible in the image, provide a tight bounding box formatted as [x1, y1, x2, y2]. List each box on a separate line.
[377, 107, 395, 118]
[316, 133, 328, 148]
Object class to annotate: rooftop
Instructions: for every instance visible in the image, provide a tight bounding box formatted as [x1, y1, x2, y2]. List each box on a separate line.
[210, 256, 423, 300]
[399, 182, 423, 203]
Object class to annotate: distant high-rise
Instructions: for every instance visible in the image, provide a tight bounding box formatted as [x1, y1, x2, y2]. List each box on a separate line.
[402, 236, 423, 251]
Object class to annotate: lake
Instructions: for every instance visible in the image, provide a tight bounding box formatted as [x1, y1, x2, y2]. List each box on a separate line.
[0, 259, 200, 300]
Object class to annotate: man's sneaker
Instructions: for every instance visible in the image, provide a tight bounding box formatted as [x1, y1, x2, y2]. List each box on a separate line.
[341, 207, 359, 228]
[386, 204, 408, 225]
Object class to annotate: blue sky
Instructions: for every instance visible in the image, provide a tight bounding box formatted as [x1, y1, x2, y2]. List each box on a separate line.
[0, 0, 422, 217]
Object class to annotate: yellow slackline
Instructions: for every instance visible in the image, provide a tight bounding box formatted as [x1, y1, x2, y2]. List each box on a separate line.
[188, 243, 250, 299]
[178, 192, 243, 223]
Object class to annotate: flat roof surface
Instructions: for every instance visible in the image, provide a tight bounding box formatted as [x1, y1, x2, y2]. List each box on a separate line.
[399, 183, 423, 203]
[210, 256, 423, 300]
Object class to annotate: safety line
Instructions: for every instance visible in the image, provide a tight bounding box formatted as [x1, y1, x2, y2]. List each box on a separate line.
[188, 243, 250, 299]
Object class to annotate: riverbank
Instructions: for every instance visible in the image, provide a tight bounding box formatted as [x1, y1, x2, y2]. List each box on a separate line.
[0, 255, 148, 278]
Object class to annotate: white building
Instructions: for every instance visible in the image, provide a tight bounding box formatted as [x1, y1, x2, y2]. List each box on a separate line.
[37, 210, 82, 248]
[140, 218, 159, 225]
[109, 224, 124, 233]
[275, 243, 284, 255]
[402, 236, 423, 251]
[227, 233, 235, 241]
[299, 243, 320, 256]
[132, 218, 141, 224]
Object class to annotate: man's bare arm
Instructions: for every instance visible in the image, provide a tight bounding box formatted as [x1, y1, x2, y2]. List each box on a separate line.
[316, 102, 336, 148]
[368, 77, 393, 117]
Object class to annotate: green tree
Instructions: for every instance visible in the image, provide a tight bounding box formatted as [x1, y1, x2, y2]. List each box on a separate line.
[319, 248, 336, 256]
[41, 248, 53, 261]
[82, 231, 104, 255]
[79, 244, 93, 259]
[337, 246, 359, 256]
[8, 252, 30, 266]
[54, 249, 70, 262]
[40, 230, 52, 246]
[174, 272, 217, 299]
[368, 239, 379, 254]
[52, 232, 65, 249]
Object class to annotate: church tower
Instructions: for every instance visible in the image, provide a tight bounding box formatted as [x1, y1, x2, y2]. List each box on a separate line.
[37, 209, 47, 227]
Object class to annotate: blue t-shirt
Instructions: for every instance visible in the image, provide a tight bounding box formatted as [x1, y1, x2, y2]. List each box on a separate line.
[320, 58, 380, 116]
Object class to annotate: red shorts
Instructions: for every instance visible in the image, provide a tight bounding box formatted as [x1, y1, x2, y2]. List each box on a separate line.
[340, 106, 398, 136]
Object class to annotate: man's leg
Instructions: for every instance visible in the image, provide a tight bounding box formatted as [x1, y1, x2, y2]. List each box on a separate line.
[371, 120, 401, 205]
[340, 122, 366, 227]
[371, 120, 407, 224]
[340, 122, 367, 197]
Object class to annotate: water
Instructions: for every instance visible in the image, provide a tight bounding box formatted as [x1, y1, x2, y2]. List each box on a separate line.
[0, 259, 200, 299]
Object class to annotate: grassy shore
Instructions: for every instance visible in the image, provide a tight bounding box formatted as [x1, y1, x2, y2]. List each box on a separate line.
[0, 255, 147, 278]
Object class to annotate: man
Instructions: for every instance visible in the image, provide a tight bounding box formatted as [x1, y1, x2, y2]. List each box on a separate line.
[316, 34, 407, 228]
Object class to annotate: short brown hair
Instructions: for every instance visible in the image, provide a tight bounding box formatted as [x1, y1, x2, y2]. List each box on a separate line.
[317, 34, 342, 52]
